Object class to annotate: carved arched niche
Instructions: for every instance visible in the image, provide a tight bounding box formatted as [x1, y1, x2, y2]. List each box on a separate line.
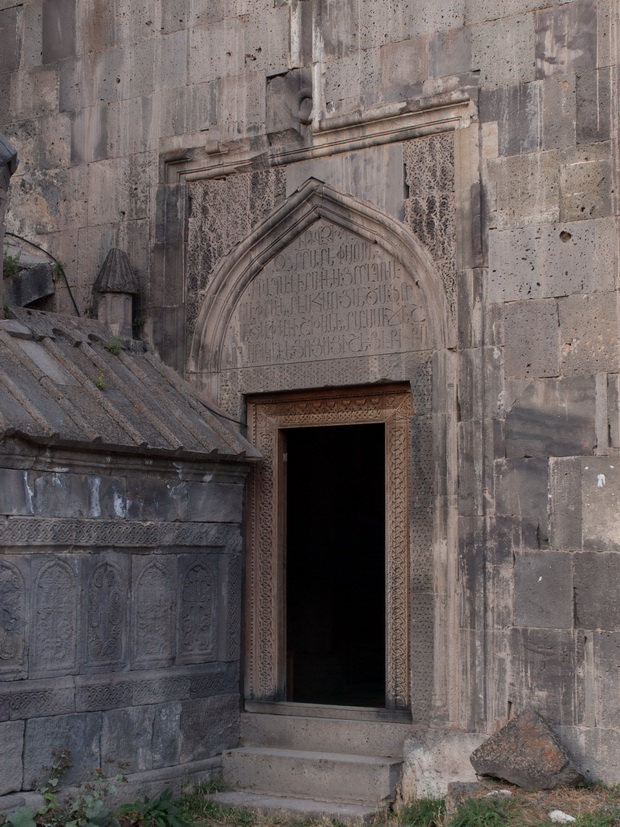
[190, 179, 455, 719]
[189, 178, 451, 415]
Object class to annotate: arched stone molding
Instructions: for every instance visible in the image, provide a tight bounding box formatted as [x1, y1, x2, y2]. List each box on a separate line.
[189, 177, 454, 410]
[188, 178, 459, 723]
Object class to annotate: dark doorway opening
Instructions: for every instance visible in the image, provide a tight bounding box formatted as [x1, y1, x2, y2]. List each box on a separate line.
[285, 423, 385, 707]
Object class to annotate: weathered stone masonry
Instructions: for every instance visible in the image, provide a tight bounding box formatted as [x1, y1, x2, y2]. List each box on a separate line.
[2, 0, 620, 798]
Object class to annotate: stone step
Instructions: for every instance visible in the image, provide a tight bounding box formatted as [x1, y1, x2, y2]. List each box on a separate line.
[210, 791, 384, 823]
[222, 746, 402, 805]
[241, 711, 411, 758]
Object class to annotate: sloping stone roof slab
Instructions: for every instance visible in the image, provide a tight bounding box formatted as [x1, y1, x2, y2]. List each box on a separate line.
[0, 308, 260, 462]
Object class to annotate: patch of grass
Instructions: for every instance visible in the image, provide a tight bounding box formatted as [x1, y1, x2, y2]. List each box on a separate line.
[95, 371, 107, 390]
[448, 798, 510, 827]
[3, 250, 22, 279]
[399, 799, 446, 827]
[107, 337, 124, 356]
[575, 809, 620, 827]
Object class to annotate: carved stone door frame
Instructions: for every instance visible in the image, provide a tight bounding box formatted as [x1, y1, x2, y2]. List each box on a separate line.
[245, 383, 413, 710]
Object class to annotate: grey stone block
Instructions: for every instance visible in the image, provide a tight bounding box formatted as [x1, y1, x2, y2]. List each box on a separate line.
[488, 218, 616, 304]
[559, 293, 619, 376]
[511, 628, 580, 724]
[487, 152, 560, 230]
[609, 375, 620, 449]
[101, 706, 155, 773]
[593, 632, 620, 727]
[458, 517, 485, 631]
[0, 469, 34, 516]
[491, 515, 539, 564]
[24, 712, 102, 788]
[560, 153, 613, 223]
[535, 0, 597, 78]
[458, 421, 484, 518]
[574, 552, 620, 629]
[514, 551, 573, 629]
[503, 299, 559, 379]
[151, 702, 181, 769]
[471, 13, 536, 89]
[87, 476, 126, 520]
[0, 8, 20, 73]
[505, 376, 596, 458]
[541, 74, 576, 151]
[5, 264, 55, 308]
[31, 471, 91, 518]
[126, 477, 187, 521]
[179, 694, 240, 763]
[495, 458, 549, 545]
[576, 68, 611, 145]
[429, 26, 471, 78]
[379, 36, 427, 99]
[582, 460, 620, 551]
[0, 721, 24, 795]
[71, 106, 108, 165]
[549, 458, 583, 550]
[42, 0, 76, 63]
[186, 481, 244, 523]
[480, 83, 543, 156]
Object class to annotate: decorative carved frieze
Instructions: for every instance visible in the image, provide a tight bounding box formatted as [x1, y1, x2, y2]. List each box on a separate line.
[0, 517, 239, 549]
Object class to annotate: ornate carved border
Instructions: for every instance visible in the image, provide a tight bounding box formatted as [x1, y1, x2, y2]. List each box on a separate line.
[246, 384, 413, 710]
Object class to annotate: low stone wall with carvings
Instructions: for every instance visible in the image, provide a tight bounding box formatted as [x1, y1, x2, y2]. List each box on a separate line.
[0, 441, 247, 799]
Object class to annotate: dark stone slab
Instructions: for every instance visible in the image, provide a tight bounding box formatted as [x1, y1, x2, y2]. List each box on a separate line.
[101, 706, 155, 773]
[535, 0, 597, 79]
[0, 8, 19, 73]
[549, 458, 582, 551]
[5, 264, 55, 308]
[471, 709, 584, 789]
[576, 68, 611, 145]
[574, 552, 620, 630]
[480, 84, 542, 156]
[42, 0, 76, 63]
[178, 694, 239, 763]
[24, 712, 101, 787]
[505, 377, 596, 459]
[0, 469, 34, 516]
[495, 458, 549, 546]
[511, 629, 581, 725]
[514, 551, 573, 629]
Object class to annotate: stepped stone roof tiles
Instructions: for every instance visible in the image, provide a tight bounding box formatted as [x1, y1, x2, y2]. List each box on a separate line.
[0, 307, 260, 462]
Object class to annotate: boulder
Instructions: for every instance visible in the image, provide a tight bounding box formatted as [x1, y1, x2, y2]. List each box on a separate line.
[470, 709, 584, 790]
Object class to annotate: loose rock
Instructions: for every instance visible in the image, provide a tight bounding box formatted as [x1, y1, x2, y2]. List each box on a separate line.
[549, 811, 576, 823]
[470, 709, 584, 790]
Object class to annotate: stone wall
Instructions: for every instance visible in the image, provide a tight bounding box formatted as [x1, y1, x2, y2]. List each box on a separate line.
[1, 0, 620, 789]
[0, 438, 245, 798]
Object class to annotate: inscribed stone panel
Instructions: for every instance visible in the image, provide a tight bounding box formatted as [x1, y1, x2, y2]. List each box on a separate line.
[223, 219, 428, 373]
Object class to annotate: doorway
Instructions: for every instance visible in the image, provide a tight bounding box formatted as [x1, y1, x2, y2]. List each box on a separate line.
[245, 385, 412, 711]
[285, 423, 385, 706]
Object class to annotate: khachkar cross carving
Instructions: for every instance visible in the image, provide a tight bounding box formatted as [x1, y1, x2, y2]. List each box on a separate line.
[0, 562, 24, 670]
[34, 560, 77, 673]
[180, 563, 216, 661]
[87, 562, 124, 666]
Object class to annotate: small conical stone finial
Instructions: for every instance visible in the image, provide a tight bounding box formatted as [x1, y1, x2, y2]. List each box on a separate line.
[94, 248, 140, 339]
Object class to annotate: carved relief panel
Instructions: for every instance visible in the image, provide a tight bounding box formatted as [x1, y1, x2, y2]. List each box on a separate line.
[246, 385, 413, 710]
[178, 558, 218, 664]
[133, 558, 175, 667]
[32, 559, 78, 676]
[0, 561, 26, 676]
[86, 559, 127, 669]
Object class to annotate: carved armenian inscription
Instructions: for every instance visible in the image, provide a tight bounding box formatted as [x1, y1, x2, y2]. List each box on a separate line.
[223, 220, 428, 369]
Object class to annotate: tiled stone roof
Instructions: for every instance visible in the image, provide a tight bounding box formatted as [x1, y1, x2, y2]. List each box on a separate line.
[0, 308, 260, 461]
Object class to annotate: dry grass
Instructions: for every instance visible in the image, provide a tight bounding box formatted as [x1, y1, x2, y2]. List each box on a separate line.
[180, 781, 620, 827]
